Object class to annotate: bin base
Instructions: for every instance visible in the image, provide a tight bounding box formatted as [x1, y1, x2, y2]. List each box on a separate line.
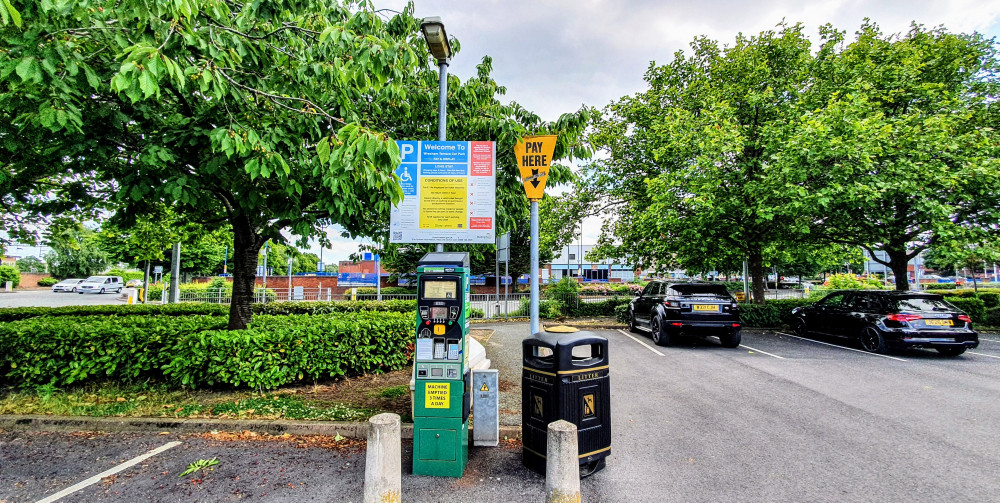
[522, 447, 608, 478]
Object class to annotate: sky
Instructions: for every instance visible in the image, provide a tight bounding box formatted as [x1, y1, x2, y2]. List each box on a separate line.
[302, 0, 1000, 265]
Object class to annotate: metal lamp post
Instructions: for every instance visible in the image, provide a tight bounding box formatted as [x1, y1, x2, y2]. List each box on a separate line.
[421, 16, 452, 253]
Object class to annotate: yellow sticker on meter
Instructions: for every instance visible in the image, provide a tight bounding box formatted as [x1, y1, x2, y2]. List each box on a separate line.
[425, 382, 450, 408]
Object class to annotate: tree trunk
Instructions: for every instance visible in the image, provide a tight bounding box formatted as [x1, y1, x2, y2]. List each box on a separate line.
[229, 216, 263, 330]
[886, 247, 911, 292]
[748, 248, 766, 304]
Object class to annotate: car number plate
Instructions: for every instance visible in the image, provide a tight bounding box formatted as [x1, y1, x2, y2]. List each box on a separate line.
[692, 304, 718, 312]
[925, 319, 953, 326]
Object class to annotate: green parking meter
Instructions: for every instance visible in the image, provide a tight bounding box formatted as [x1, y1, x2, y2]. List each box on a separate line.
[412, 252, 472, 477]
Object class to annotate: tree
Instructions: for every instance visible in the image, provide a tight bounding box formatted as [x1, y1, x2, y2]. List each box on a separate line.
[3, 1, 454, 328]
[925, 237, 1000, 291]
[15, 255, 44, 273]
[43, 223, 108, 278]
[586, 24, 813, 302]
[781, 22, 1000, 290]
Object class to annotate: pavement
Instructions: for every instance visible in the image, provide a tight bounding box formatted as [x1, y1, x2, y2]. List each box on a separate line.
[6, 323, 1000, 502]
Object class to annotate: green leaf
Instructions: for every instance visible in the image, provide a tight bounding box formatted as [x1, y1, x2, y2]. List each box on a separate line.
[139, 71, 157, 99]
[15, 57, 38, 83]
[316, 138, 331, 164]
[2, 0, 22, 28]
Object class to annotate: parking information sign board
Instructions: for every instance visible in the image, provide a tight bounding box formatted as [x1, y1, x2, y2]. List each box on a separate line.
[390, 141, 496, 244]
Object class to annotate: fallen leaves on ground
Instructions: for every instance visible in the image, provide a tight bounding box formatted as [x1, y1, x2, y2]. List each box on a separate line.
[191, 430, 366, 452]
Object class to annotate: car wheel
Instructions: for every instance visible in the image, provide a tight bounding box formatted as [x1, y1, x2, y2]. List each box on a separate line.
[650, 315, 670, 347]
[116, 287, 122, 293]
[936, 347, 966, 357]
[793, 318, 807, 337]
[628, 309, 640, 333]
[859, 327, 887, 354]
[719, 329, 741, 348]
[100, 288, 105, 294]
[71, 287, 76, 293]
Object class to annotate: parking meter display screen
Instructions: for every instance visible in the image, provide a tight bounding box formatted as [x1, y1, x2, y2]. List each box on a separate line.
[424, 280, 458, 300]
[431, 306, 448, 319]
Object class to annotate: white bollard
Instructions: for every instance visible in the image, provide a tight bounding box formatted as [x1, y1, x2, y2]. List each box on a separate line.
[364, 413, 401, 503]
[546, 420, 581, 503]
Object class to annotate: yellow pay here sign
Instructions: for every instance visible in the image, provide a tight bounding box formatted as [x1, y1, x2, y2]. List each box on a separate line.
[514, 135, 557, 200]
[425, 382, 450, 408]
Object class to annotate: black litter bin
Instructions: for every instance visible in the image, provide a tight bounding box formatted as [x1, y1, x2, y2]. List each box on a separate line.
[522, 331, 611, 476]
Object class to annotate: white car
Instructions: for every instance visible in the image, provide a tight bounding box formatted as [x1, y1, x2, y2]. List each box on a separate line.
[77, 276, 124, 294]
[51, 278, 86, 293]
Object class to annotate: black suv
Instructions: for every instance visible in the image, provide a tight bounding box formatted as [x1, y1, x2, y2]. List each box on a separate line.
[627, 282, 742, 347]
[791, 290, 979, 356]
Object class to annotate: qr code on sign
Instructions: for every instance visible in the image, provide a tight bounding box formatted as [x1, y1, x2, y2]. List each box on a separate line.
[392, 232, 403, 240]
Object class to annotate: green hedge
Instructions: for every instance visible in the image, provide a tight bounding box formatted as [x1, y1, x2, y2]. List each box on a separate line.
[1, 315, 228, 386]
[944, 297, 986, 324]
[161, 312, 412, 390]
[565, 297, 632, 317]
[0, 300, 416, 322]
[0, 303, 231, 322]
[37, 277, 59, 287]
[0, 312, 412, 390]
[0, 265, 21, 288]
[738, 298, 814, 328]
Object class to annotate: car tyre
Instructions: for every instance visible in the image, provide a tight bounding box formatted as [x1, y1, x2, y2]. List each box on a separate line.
[116, 287, 122, 293]
[650, 314, 670, 347]
[719, 329, 741, 348]
[860, 327, 887, 354]
[71, 287, 76, 293]
[793, 318, 807, 337]
[935, 347, 966, 357]
[628, 309, 640, 333]
[100, 288, 105, 294]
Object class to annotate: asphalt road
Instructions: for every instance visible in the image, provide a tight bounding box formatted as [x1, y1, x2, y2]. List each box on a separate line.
[3, 325, 1000, 502]
[0, 289, 125, 308]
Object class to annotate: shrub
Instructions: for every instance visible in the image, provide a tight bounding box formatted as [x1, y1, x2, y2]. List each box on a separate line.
[162, 312, 412, 389]
[467, 307, 485, 319]
[37, 277, 59, 287]
[381, 286, 416, 295]
[0, 315, 229, 386]
[824, 273, 880, 290]
[0, 300, 414, 322]
[984, 308, 1000, 328]
[513, 297, 564, 319]
[0, 312, 413, 390]
[614, 304, 629, 323]
[571, 297, 632, 317]
[105, 269, 146, 281]
[0, 265, 21, 288]
[943, 297, 986, 324]
[205, 277, 232, 303]
[739, 298, 814, 328]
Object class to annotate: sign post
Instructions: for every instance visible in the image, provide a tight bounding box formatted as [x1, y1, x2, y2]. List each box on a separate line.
[514, 135, 557, 335]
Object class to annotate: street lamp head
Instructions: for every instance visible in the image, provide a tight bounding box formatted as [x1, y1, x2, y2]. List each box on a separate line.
[420, 17, 452, 63]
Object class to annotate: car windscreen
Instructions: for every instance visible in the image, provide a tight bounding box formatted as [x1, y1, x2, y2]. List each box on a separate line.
[668, 284, 730, 297]
[83, 276, 102, 282]
[890, 296, 955, 312]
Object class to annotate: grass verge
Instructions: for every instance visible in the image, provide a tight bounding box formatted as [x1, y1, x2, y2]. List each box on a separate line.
[0, 377, 407, 422]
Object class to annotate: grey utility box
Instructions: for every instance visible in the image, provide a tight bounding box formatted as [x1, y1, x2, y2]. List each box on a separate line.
[472, 369, 499, 446]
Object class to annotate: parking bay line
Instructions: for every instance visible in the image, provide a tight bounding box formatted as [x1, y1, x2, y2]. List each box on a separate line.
[35, 441, 182, 503]
[738, 344, 785, 359]
[968, 351, 1000, 359]
[616, 329, 665, 356]
[776, 332, 908, 362]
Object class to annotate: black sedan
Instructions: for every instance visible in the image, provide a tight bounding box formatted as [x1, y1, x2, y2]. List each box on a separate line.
[791, 290, 979, 356]
[628, 281, 742, 347]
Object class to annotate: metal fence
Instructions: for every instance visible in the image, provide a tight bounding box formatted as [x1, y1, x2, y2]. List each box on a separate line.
[168, 288, 807, 319]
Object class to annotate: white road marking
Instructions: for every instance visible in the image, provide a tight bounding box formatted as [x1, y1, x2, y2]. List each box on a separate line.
[968, 351, 1000, 359]
[776, 332, 908, 362]
[35, 441, 182, 503]
[616, 329, 665, 356]
[738, 344, 785, 359]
